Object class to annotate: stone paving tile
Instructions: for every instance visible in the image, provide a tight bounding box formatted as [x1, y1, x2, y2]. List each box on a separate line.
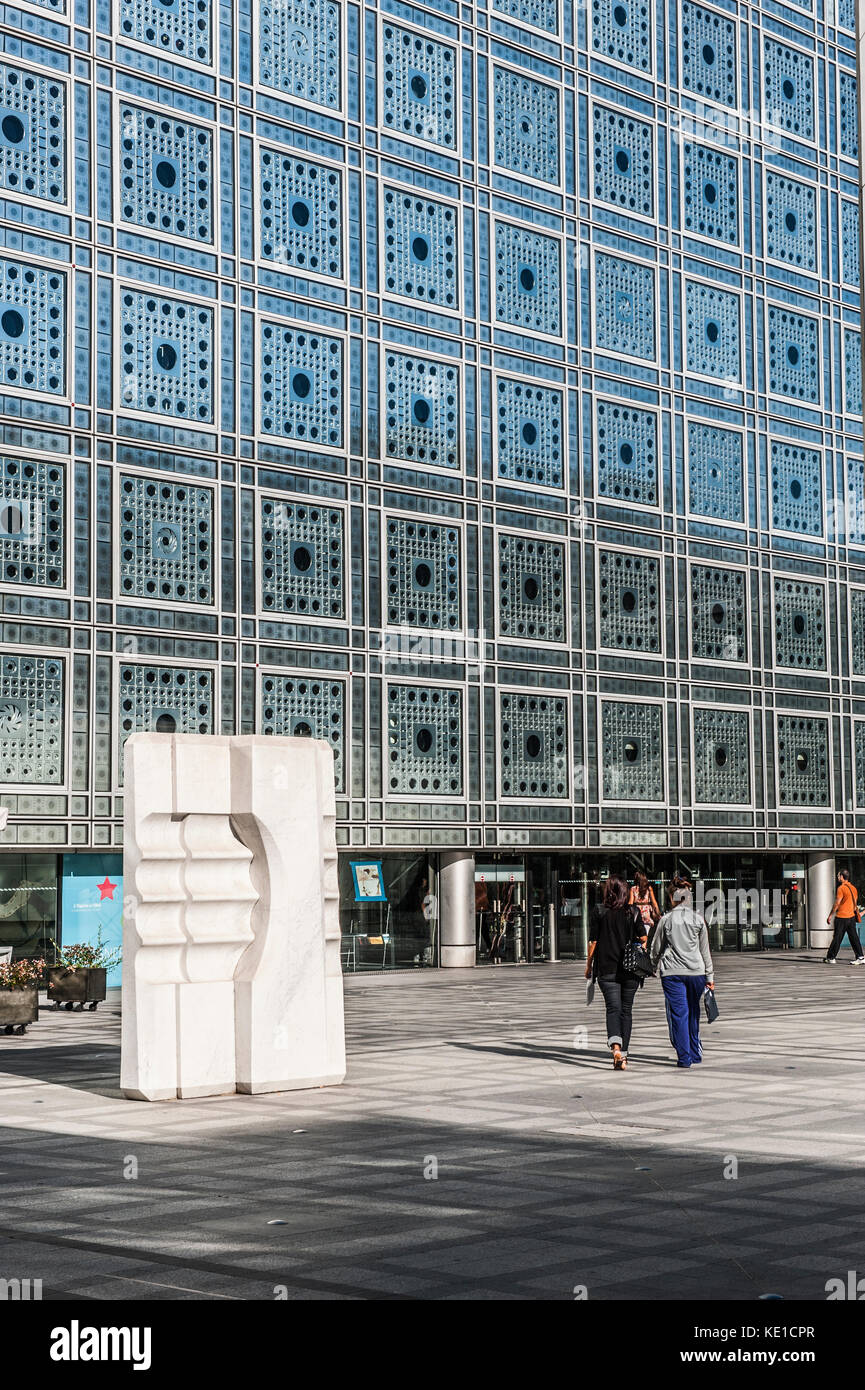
[0, 955, 864, 1299]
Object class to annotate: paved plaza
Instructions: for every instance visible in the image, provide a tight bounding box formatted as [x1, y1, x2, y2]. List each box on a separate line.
[0, 952, 863, 1301]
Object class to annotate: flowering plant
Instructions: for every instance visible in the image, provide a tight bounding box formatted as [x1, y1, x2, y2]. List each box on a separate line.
[0, 958, 45, 990]
[51, 930, 121, 972]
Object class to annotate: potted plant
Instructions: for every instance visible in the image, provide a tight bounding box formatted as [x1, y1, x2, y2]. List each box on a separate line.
[47, 931, 121, 1012]
[0, 958, 44, 1033]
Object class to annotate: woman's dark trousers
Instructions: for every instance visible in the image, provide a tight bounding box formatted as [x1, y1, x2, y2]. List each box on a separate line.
[598, 974, 639, 1053]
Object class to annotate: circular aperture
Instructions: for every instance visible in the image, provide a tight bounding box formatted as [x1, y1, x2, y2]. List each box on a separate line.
[624, 740, 639, 763]
[414, 561, 432, 588]
[619, 441, 634, 466]
[522, 421, 538, 446]
[795, 750, 809, 772]
[706, 319, 720, 344]
[155, 341, 177, 371]
[622, 589, 637, 613]
[413, 397, 431, 424]
[292, 545, 313, 573]
[711, 602, 726, 625]
[416, 727, 433, 753]
[786, 344, 799, 367]
[410, 74, 427, 100]
[714, 746, 728, 768]
[155, 713, 176, 733]
[793, 613, 806, 636]
[519, 266, 535, 293]
[785, 210, 797, 233]
[293, 722, 313, 738]
[703, 180, 717, 205]
[790, 477, 802, 500]
[702, 43, 715, 65]
[155, 160, 177, 189]
[292, 371, 311, 399]
[0, 504, 24, 535]
[290, 199, 310, 227]
[1, 309, 24, 339]
[1, 114, 24, 145]
[782, 78, 795, 101]
[525, 734, 542, 759]
[155, 527, 178, 556]
[412, 235, 429, 262]
[613, 3, 628, 25]
[523, 576, 539, 601]
[615, 149, 630, 174]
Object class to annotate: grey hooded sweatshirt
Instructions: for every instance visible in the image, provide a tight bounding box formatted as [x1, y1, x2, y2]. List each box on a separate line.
[650, 892, 714, 983]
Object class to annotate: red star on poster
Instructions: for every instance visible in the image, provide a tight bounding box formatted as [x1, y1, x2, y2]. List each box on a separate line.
[97, 877, 117, 902]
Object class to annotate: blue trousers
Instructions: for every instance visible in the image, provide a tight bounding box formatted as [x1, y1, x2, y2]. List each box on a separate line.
[662, 974, 706, 1068]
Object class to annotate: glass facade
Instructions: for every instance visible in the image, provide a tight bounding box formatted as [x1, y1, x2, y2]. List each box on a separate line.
[0, 0, 861, 968]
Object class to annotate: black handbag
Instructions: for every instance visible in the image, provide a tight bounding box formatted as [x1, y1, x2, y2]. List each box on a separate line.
[703, 988, 719, 1023]
[622, 939, 654, 979]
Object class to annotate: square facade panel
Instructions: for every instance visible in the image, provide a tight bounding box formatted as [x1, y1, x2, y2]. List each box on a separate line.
[500, 691, 568, 799]
[690, 564, 747, 663]
[592, 104, 653, 217]
[384, 515, 461, 631]
[260, 498, 344, 620]
[117, 662, 213, 781]
[382, 23, 457, 152]
[681, 141, 738, 245]
[839, 70, 857, 161]
[498, 532, 566, 643]
[0, 653, 63, 785]
[0, 62, 66, 206]
[591, 0, 651, 73]
[684, 280, 740, 381]
[601, 699, 664, 802]
[260, 673, 346, 793]
[119, 288, 213, 422]
[259, 150, 342, 279]
[0, 457, 64, 589]
[386, 684, 463, 796]
[774, 577, 826, 671]
[764, 171, 816, 272]
[384, 350, 459, 471]
[777, 713, 830, 806]
[495, 376, 563, 489]
[762, 38, 814, 141]
[0, 258, 65, 397]
[841, 200, 859, 286]
[844, 329, 862, 417]
[598, 549, 661, 652]
[118, 474, 213, 606]
[119, 0, 212, 67]
[770, 440, 822, 537]
[119, 103, 213, 243]
[595, 398, 658, 506]
[856, 723, 865, 806]
[494, 221, 561, 337]
[767, 305, 819, 403]
[692, 706, 750, 805]
[851, 589, 865, 673]
[593, 251, 655, 360]
[493, 66, 560, 186]
[687, 421, 744, 523]
[382, 187, 458, 309]
[680, 2, 737, 107]
[259, 322, 343, 448]
[492, 0, 558, 34]
[258, 0, 341, 110]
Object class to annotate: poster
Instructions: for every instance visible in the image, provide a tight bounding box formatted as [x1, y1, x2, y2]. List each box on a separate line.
[350, 861, 387, 903]
[60, 854, 124, 987]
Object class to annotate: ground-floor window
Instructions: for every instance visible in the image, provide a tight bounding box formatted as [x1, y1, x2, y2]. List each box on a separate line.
[0, 855, 59, 962]
[337, 852, 436, 972]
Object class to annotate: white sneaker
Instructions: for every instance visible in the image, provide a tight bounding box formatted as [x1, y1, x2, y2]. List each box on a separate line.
[851, 957, 865, 966]
[822, 957, 836, 964]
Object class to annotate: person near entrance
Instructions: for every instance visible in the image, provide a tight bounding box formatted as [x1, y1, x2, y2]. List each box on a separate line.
[629, 871, 661, 932]
[585, 876, 647, 1071]
[651, 875, 715, 1069]
[824, 871, 865, 965]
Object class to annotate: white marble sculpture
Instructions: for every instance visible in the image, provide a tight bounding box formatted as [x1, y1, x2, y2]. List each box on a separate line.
[121, 733, 346, 1101]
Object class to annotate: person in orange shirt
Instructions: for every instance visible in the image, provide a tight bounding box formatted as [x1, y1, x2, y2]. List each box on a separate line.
[824, 870, 865, 965]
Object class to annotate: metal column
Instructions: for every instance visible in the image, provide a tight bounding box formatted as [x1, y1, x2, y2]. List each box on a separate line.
[807, 852, 836, 952]
[439, 850, 476, 968]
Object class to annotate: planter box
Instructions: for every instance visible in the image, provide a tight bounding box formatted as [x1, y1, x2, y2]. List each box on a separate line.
[47, 966, 107, 1010]
[0, 984, 38, 1032]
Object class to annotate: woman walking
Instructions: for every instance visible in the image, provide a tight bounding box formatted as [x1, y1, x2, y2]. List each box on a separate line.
[629, 870, 661, 932]
[650, 875, 715, 1069]
[585, 876, 647, 1070]
[824, 870, 865, 965]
